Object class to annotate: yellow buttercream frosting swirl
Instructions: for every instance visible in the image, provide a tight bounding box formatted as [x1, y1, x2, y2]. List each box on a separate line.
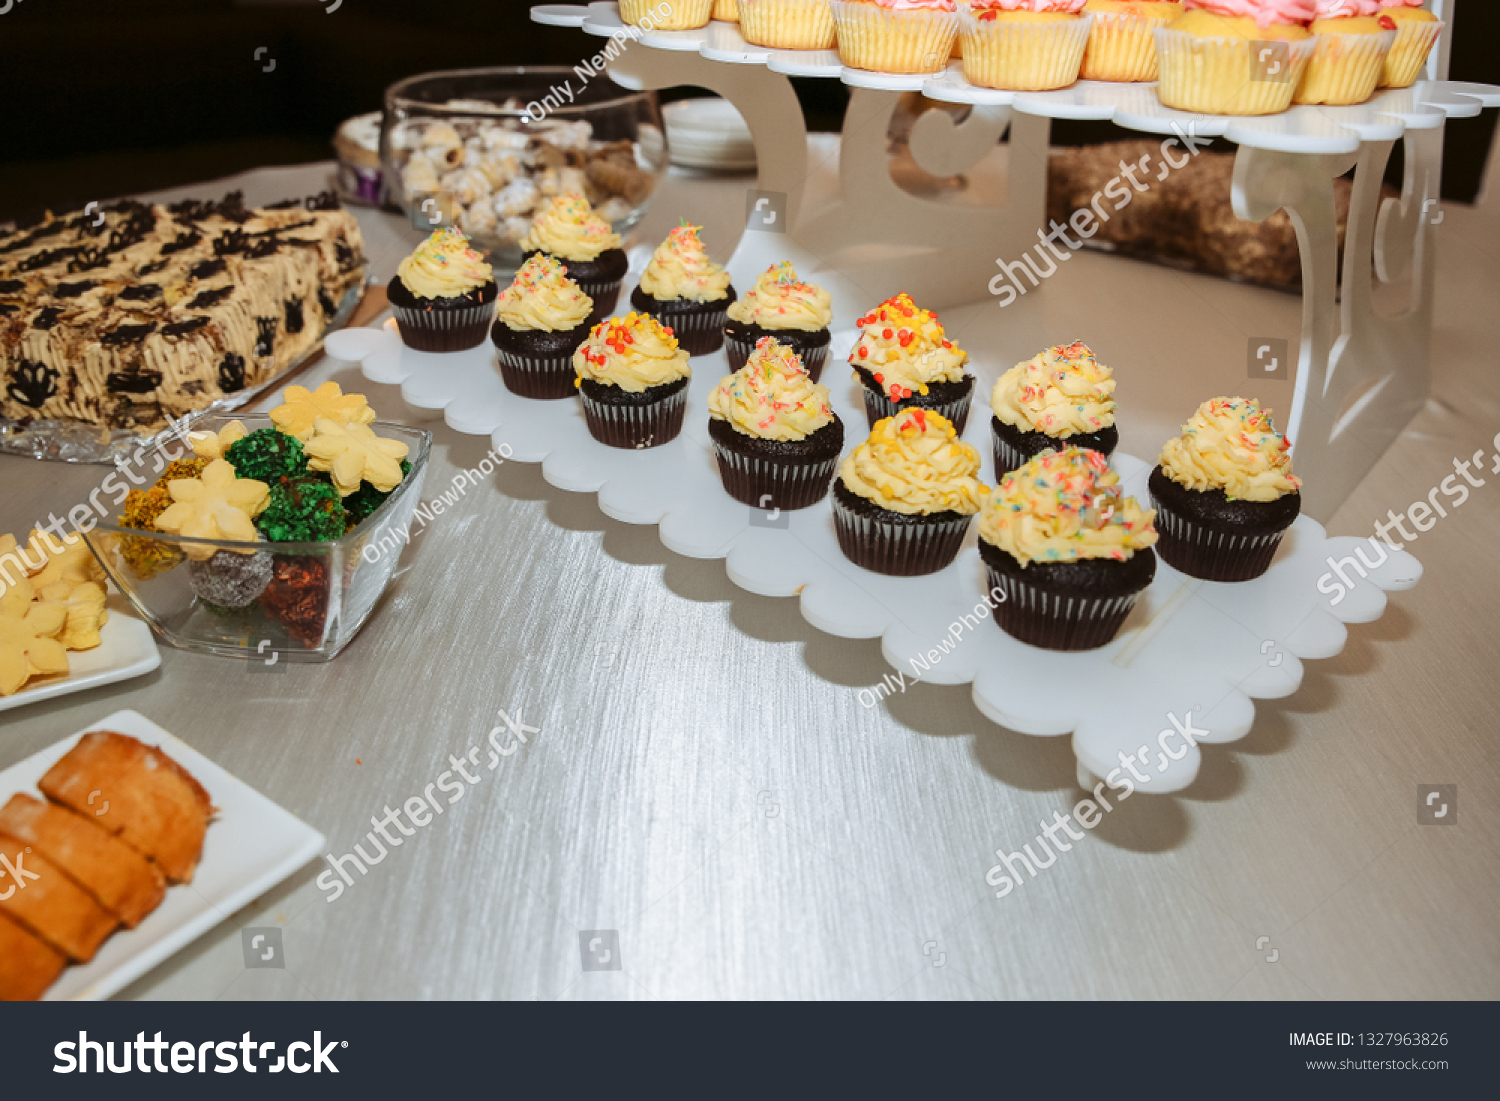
[1159, 397, 1302, 502]
[573, 311, 691, 393]
[839, 408, 984, 516]
[638, 223, 732, 302]
[978, 447, 1157, 566]
[495, 254, 593, 332]
[848, 293, 968, 401]
[708, 337, 835, 441]
[519, 193, 622, 262]
[395, 227, 493, 299]
[991, 340, 1116, 437]
[725, 262, 833, 332]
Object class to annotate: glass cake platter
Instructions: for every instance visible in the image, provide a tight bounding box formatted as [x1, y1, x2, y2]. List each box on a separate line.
[0, 267, 367, 465]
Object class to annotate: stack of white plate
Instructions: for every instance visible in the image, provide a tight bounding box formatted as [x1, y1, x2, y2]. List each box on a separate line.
[663, 97, 757, 171]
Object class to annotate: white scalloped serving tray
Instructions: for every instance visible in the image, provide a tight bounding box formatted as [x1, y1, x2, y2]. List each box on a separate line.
[327, 323, 1421, 793]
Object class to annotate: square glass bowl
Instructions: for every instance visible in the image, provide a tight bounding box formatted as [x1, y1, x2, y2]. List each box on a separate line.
[81, 416, 432, 663]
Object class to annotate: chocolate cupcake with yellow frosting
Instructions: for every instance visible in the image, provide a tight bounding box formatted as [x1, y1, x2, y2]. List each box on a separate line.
[387, 227, 497, 352]
[990, 340, 1117, 478]
[628, 223, 735, 357]
[491, 254, 594, 399]
[978, 447, 1157, 651]
[519, 194, 628, 323]
[833, 408, 984, 576]
[1149, 397, 1301, 581]
[848, 294, 975, 432]
[573, 311, 692, 449]
[724, 262, 834, 381]
[708, 337, 844, 510]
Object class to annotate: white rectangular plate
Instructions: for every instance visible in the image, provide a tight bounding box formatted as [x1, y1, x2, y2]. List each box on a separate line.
[0, 709, 324, 1000]
[0, 596, 160, 714]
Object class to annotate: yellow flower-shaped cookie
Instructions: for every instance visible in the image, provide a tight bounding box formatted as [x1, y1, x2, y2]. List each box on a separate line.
[154, 459, 270, 560]
[270, 382, 376, 443]
[24, 529, 104, 589]
[0, 607, 69, 696]
[188, 420, 248, 461]
[35, 580, 109, 651]
[0, 535, 36, 616]
[304, 419, 409, 496]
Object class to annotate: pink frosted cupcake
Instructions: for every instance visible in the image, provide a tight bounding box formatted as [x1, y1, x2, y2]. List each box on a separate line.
[960, 0, 1095, 91]
[1376, 0, 1442, 88]
[1294, 0, 1395, 106]
[831, 0, 962, 74]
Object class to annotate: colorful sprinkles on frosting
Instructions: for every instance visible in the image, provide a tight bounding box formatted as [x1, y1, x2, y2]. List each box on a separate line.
[578, 310, 676, 369]
[539, 193, 615, 242]
[711, 336, 834, 437]
[985, 447, 1156, 565]
[849, 293, 962, 401]
[1012, 341, 1114, 433]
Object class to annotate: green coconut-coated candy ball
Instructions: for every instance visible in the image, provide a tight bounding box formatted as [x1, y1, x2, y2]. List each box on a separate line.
[257, 475, 348, 542]
[225, 428, 308, 482]
[344, 459, 412, 526]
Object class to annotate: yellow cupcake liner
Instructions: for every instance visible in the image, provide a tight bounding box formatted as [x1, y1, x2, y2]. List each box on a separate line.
[1080, 9, 1174, 82]
[713, 0, 739, 20]
[1294, 29, 1394, 106]
[621, 0, 713, 31]
[739, 0, 836, 50]
[959, 12, 1093, 92]
[1154, 29, 1315, 116]
[829, 1, 960, 74]
[1380, 19, 1443, 88]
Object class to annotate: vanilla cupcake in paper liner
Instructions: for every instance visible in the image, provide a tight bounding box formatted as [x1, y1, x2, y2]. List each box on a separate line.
[959, 0, 1094, 91]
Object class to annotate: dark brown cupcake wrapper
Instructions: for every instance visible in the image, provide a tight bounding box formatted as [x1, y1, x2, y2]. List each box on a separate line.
[579, 384, 688, 449]
[575, 278, 622, 325]
[991, 417, 1118, 479]
[495, 348, 577, 400]
[724, 331, 830, 381]
[712, 444, 839, 510]
[392, 301, 494, 352]
[983, 562, 1144, 652]
[660, 303, 730, 356]
[992, 431, 1030, 479]
[831, 491, 972, 576]
[1150, 496, 1289, 582]
[860, 383, 973, 434]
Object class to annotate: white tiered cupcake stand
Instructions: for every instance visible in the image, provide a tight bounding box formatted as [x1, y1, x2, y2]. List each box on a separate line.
[328, 2, 1499, 792]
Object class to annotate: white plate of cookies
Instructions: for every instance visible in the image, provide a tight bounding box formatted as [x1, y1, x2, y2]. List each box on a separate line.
[0, 710, 325, 1000]
[1, 531, 160, 713]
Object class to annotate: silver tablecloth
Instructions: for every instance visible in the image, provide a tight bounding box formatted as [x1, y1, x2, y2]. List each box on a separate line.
[2, 149, 1497, 1000]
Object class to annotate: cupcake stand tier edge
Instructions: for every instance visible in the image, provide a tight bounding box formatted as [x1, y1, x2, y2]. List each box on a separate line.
[325, 315, 1423, 795]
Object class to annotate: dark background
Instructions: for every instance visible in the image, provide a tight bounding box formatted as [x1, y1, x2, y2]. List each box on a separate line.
[1, 0, 1496, 223]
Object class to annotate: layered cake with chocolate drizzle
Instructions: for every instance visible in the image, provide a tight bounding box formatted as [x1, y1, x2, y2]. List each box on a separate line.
[0, 191, 365, 434]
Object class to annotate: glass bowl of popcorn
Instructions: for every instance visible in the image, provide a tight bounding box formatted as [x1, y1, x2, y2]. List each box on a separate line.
[382, 67, 668, 269]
